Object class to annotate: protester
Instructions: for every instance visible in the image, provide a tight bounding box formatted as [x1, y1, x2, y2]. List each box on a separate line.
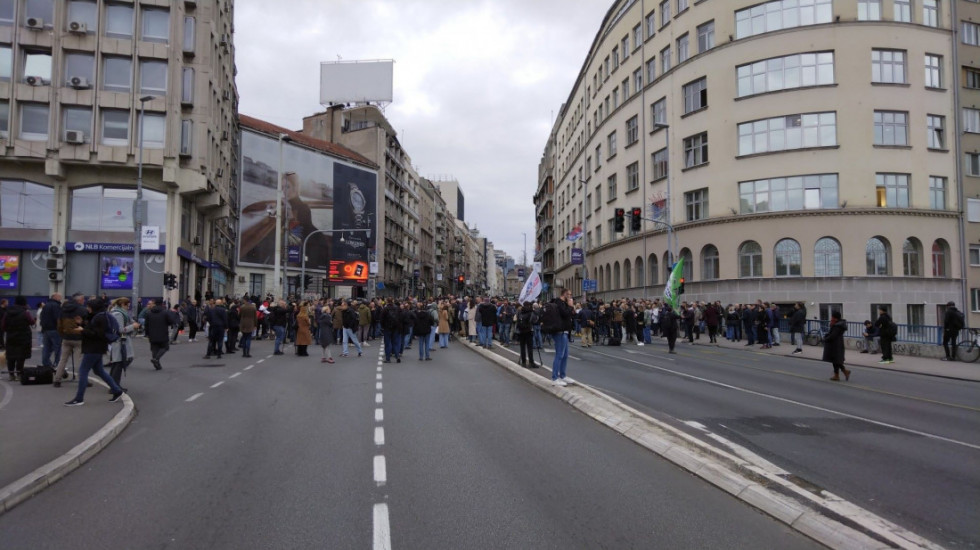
[516, 301, 538, 368]
[942, 301, 965, 361]
[789, 302, 807, 355]
[143, 299, 175, 370]
[39, 292, 63, 369]
[823, 310, 851, 381]
[874, 306, 896, 364]
[64, 298, 125, 406]
[437, 301, 451, 348]
[238, 299, 257, 358]
[2, 296, 35, 381]
[341, 301, 363, 358]
[106, 297, 139, 385]
[203, 299, 228, 359]
[414, 302, 434, 360]
[542, 288, 574, 386]
[295, 302, 312, 357]
[318, 302, 335, 363]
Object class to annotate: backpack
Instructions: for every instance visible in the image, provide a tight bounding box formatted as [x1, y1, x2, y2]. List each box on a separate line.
[951, 310, 965, 332]
[540, 302, 561, 334]
[516, 310, 535, 333]
[99, 311, 121, 343]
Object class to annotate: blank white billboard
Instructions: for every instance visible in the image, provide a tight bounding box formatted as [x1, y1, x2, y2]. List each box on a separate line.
[320, 60, 394, 104]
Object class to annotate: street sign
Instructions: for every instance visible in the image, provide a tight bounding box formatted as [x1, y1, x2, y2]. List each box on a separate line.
[583, 279, 597, 292]
[518, 268, 525, 278]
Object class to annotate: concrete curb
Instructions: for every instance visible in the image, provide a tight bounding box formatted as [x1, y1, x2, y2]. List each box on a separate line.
[463, 341, 943, 550]
[0, 381, 136, 516]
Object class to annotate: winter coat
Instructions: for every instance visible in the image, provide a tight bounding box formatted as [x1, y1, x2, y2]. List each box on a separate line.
[703, 305, 720, 328]
[206, 305, 228, 331]
[295, 313, 312, 346]
[107, 306, 136, 365]
[659, 308, 679, 337]
[58, 301, 85, 340]
[81, 307, 109, 355]
[227, 306, 241, 330]
[239, 302, 257, 334]
[39, 298, 62, 331]
[332, 306, 345, 330]
[143, 305, 175, 344]
[413, 309, 435, 335]
[822, 318, 847, 364]
[466, 306, 477, 336]
[789, 307, 807, 332]
[400, 309, 416, 335]
[2, 305, 35, 361]
[438, 307, 451, 334]
[359, 304, 372, 326]
[477, 303, 498, 326]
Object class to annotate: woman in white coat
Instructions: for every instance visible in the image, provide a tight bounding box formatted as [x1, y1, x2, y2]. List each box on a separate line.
[107, 297, 140, 386]
[466, 298, 478, 343]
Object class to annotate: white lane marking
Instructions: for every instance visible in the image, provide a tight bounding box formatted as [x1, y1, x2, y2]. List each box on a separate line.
[625, 349, 639, 354]
[376, 373, 383, 380]
[375, 426, 385, 446]
[375, 408, 383, 422]
[684, 420, 708, 431]
[186, 393, 204, 402]
[373, 503, 391, 550]
[568, 355, 581, 361]
[375, 393, 383, 404]
[595, 350, 980, 451]
[378, 361, 383, 366]
[210, 381, 225, 389]
[230, 372, 242, 379]
[257, 359, 265, 364]
[377, 366, 382, 372]
[376, 382, 383, 390]
[374, 455, 386, 485]
[245, 365, 255, 370]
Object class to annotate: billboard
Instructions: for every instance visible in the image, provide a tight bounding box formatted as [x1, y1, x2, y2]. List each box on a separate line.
[100, 256, 134, 290]
[0, 254, 19, 289]
[319, 60, 394, 104]
[238, 130, 377, 285]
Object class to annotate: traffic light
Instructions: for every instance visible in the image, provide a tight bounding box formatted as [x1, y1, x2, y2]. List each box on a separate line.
[163, 273, 178, 290]
[614, 208, 625, 232]
[303, 274, 313, 289]
[630, 207, 642, 232]
[678, 277, 686, 295]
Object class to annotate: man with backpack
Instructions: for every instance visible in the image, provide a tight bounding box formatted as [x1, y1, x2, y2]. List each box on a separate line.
[942, 301, 965, 361]
[515, 301, 538, 368]
[341, 300, 363, 357]
[380, 300, 403, 363]
[542, 288, 574, 386]
[64, 298, 125, 406]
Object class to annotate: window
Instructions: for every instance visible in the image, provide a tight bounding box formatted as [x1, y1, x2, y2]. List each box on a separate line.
[966, 108, 980, 133]
[24, 0, 52, 24]
[183, 16, 196, 54]
[652, 148, 668, 180]
[0, 100, 7, 136]
[925, 54, 942, 88]
[612, 47, 620, 72]
[858, 0, 881, 20]
[0, 0, 12, 23]
[965, 21, 980, 46]
[737, 52, 835, 97]
[660, 46, 671, 74]
[682, 77, 707, 114]
[646, 57, 656, 82]
[249, 274, 264, 298]
[63, 106, 91, 140]
[139, 112, 165, 149]
[0, 45, 10, 80]
[870, 304, 892, 321]
[70, 186, 167, 231]
[738, 112, 837, 155]
[64, 52, 94, 84]
[604, 56, 610, 79]
[677, 34, 689, 63]
[652, 97, 666, 126]
[626, 116, 638, 146]
[23, 49, 52, 81]
[633, 24, 642, 50]
[607, 174, 617, 200]
[633, 68, 642, 95]
[697, 21, 714, 53]
[102, 56, 132, 92]
[141, 8, 170, 43]
[876, 173, 910, 208]
[867, 237, 890, 275]
[970, 245, 980, 266]
[621, 36, 629, 59]
[973, 289, 980, 313]
[595, 227, 602, 247]
[932, 239, 949, 277]
[181, 67, 194, 104]
[595, 144, 601, 169]
[775, 239, 802, 276]
[970, 198, 980, 222]
[677, 0, 689, 12]
[735, 0, 833, 39]
[923, 0, 938, 27]
[101, 109, 129, 146]
[966, 67, 980, 89]
[679, 249, 693, 280]
[67, 0, 97, 29]
[814, 237, 842, 276]
[180, 119, 193, 156]
[701, 245, 719, 280]
[139, 59, 167, 95]
[660, 0, 670, 27]
[872, 49, 906, 83]
[683, 132, 707, 168]
[927, 115, 945, 149]
[595, 184, 602, 206]
[873, 111, 908, 146]
[907, 304, 924, 330]
[685, 188, 708, 221]
[19, 103, 48, 141]
[967, 153, 980, 176]
[902, 238, 922, 276]
[646, 11, 657, 38]
[894, 0, 911, 22]
[607, 131, 617, 157]
[105, 3, 134, 38]
[621, 78, 629, 101]
[0, 180, 54, 229]
[627, 162, 639, 192]
[739, 174, 838, 213]
[739, 241, 763, 278]
[929, 176, 946, 209]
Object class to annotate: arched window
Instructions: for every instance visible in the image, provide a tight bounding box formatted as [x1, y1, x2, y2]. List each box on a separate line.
[814, 237, 842, 276]
[701, 244, 719, 280]
[866, 237, 890, 275]
[648, 253, 659, 286]
[606, 262, 612, 290]
[624, 259, 632, 288]
[902, 238, 922, 276]
[679, 248, 693, 280]
[597, 265, 604, 292]
[932, 239, 949, 277]
[738, 241, 763, 278]
[774, 239, 802, 277]
[635, 256, 644, 288]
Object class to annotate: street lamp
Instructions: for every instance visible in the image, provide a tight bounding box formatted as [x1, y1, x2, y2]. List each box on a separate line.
[132, 95, 153, 317]
[274, 133, 291, 300]
[652, 122, 677, 262]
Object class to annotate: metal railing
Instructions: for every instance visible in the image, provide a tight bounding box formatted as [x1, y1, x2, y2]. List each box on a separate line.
[789, 319, 958, 345]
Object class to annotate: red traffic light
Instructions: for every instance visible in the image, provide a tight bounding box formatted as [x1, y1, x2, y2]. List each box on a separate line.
[631, 207, 642, 217]
[458, 275, 464, 282]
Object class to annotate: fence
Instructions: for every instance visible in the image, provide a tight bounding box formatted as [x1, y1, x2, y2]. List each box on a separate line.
[796, 319, 957, 346]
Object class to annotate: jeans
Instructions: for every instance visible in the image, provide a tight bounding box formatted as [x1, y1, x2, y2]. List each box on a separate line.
[499, 323, 512, 345]
[479, 325, 493, 347]
[41, 330, 62, 367]
[770, 327, 781, 345]
[273, 325, 286, 353]
[403, 330, 413, 350]
[727, 325, 735, 340]
[343, 327, 363, 355]
[417, 334, 431, 359]
[207, 328, 226, 357]
[519, 332, 534, 365]
[439, 333, 449, 347]
[792, 331, 804, 351]
[533, 326, 542, 349]
[384, 330, 402, 361]
[73, 352, 123, 402]
[241, 332, 253, 355]
[150, 341, 170, 362]
[429, 326, 437, 350]
[551, 332, 569, 380]
[642, 326, 652, 344]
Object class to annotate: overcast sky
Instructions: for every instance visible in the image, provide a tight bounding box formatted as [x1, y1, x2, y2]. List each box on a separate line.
[234, 0, 612, 265]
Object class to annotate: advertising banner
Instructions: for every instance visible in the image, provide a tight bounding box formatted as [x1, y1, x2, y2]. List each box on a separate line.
[100, 256, 135, 289]
[0, 255, 19, 289]
[571, 248, 584, 265]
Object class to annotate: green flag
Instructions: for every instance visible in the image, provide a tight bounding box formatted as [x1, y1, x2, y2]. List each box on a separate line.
[664, 257, 684, 309]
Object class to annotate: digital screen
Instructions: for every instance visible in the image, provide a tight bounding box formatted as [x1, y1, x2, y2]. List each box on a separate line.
[0, 255, 19, 289]
[100, 256, 134, 289]
[329, 260, 369, 285]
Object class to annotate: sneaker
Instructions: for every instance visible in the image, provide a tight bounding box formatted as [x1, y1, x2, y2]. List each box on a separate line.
[396, 357, 401, 363]
[321, 357, 328, 363]
[152, 359, 162, 370]
[64, 399, 84, 407]
[109, 392, 125, 403]
[859, 350, 869, 354]
[668, 350, 677, 354]
[358, 352, 362, 357]
[792, 349, 802, 354]
[341, 353, 349, 357]
[556, 379, 568, 387]
[877, 359, 889, 364]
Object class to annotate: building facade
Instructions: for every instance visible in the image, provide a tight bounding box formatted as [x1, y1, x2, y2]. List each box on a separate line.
[1, 0, 238, 305]
[540, 0, 964, 325]
[957, 0, 980, 325]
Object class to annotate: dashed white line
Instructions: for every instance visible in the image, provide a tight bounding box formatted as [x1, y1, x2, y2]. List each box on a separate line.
[377, 366, 382, 372]
[375, 426, 385, 446]
[210, 381, 224, 389]
[257, 359, 265, 364]
[375, 393, 383, 404]
[375, 408, 383, 422]
[230, 372, 242, 379]
[245, 365, 255, 370]
[186, 392, 204, 402]
[376, 382, 383, 390]
[376, 373, 383, 380]
[373, 503, 391, 550]
[374, 455, 387, 485]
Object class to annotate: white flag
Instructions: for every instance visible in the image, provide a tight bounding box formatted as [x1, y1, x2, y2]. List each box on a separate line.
[518, 268, 542, 304]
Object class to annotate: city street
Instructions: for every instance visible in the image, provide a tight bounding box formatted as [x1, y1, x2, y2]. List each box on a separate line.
[504, 334, 980, 548]
[0, 336, 820, 549]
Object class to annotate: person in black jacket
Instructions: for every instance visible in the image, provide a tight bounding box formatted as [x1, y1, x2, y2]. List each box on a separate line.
[226, 301, 241, 354]
[39, 292, 63, 368]
[64, 299, 125, 406]
[942, 301, 964, 361]
[204, 299, 229, 359]
[789, 302, 807, 354]
[516, 302, 538, 368]
[143, 300, 176, 370]
[380, 301, 403, 363]
[823, 311, 851, 381]
[659, 303, 680, 354]
[2, 296, 35, 381]
[476, 297, 497, 349]
[400, 302, 416, 351]
[545, 288, 575, 386]
[413, 303, 435, 360]
[874, 306, 896, 364]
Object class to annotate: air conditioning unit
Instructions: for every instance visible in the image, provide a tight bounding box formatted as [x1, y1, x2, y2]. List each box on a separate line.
[193, 237, 202, 246]
[65, 130, 85, 144]
[25, 75, 47, 86]
[48, 244, 65, 255]
[48, 271, 64, 282]
[68, 76, 90, 89]
[46, 257, 65, 270]
[68, 21, 87, 33]
[25, 17, 44, 30]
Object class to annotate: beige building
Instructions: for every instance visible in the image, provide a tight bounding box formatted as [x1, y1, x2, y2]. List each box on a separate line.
[957, 0, 980, 325]
[0, 0, 238, 304]
[540, 0, 964, 326]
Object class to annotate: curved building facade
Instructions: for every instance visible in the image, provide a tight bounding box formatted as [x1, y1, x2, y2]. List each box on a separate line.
[539, 0, 965, 325]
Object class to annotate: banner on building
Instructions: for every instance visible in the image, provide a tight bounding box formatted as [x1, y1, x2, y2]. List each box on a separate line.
[571, 248, 584, 265]
[0, 255, 19, 289]
[100, 256, 135, 290]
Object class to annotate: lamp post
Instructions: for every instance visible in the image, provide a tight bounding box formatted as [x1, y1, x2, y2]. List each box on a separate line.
[300, 228, 372, 297]
[274, 133, 291, 300]
[132, 95, 153, 317]
[652, 122, 677, 262]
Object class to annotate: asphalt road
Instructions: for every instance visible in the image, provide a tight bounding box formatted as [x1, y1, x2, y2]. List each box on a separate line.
[507, 334, 980, 548]
[0, 336, 821, 549]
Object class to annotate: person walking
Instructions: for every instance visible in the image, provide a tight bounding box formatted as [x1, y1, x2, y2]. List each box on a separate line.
[203, 299, 228, 359]
[269, 300, 289, 355]
[341, 301, 363, 358]
[515, 301, 538, 368]
[39, 292, 63, 369]
[184, 299, 200, 342]
[660, 303, 680, 354]
[64, 298, 126, 406]
[106, 297, 139, 385]
[53, 292, 86, 387]
[2, 296, 35, 381]
[143, 299, 175, 370]
[358, 301, 372, 345]
[703, 302, 720, 344]
[238, 300, 257, 358]
[789, 302, 807, 355]
[942, 301, 965, 361]
[413, 303, 434, 360]
[295, 302, 312, 357]
[318, 303, 335, 363]
[823, 311, 851, 381]
[874, 306, 897, 364]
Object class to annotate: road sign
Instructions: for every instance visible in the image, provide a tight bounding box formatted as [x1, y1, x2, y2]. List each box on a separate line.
[583, 279, 598, 292]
